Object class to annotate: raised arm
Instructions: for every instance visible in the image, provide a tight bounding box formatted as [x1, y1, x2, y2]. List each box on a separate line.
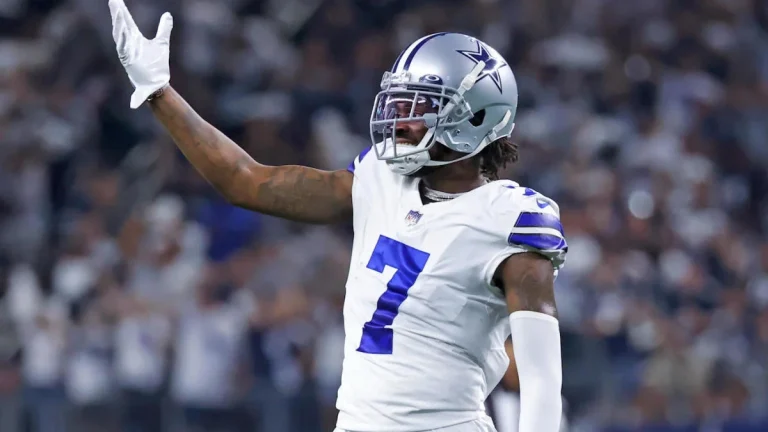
[496, 252, 562, 432]
[149, 87, 352, 223]
[108, 0, 352, 224]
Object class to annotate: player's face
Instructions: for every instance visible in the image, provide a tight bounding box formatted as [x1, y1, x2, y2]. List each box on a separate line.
[378, 92, 464, 177]
[384, 94, 436, 147]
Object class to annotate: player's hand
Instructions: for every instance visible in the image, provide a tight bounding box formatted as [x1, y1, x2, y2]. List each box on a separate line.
[108, 0, 173, 109]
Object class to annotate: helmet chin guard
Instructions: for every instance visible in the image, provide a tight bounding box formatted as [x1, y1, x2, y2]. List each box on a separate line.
[380, 140, 432, 175]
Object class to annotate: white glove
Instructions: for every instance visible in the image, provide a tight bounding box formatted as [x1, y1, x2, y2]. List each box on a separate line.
[108, 0, 173, 109]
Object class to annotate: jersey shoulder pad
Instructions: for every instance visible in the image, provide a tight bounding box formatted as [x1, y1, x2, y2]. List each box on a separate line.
[491, 182, 567, 267]
[346, 146, 373, 175]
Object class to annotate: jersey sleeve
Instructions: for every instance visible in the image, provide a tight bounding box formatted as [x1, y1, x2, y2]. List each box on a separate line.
[481, 184, 568, 285]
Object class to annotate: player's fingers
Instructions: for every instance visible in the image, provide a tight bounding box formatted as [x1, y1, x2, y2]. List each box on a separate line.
[107, 0, 122, 24]
[116, 26, 129, 56]
[112, 11, 132, 62]
[154, 12, 174, 44]
[111, 9, 124, 43]
[116, 21, 131, 62]
[112, 0, 141, 35]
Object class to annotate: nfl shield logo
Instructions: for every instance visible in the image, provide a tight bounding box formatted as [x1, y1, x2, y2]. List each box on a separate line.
[405, 210, 423, 226]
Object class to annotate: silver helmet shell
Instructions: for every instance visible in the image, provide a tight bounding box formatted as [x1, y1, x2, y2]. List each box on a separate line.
[369, 32, 518, 175]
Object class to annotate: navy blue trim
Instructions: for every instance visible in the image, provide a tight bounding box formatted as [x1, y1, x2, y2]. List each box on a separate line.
[391, 49, 405, 72]
[402, 32, 449, 71]
[514, 212, 564, 234]
[347, 146, 372, 174]
[508, 233, 568, 251]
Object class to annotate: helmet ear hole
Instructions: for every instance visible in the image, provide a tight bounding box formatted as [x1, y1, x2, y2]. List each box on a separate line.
[469, 109, 486, 126]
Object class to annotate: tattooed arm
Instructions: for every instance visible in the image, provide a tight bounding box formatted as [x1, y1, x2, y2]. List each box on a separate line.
[495, 252, 563, 432]
[148, 87, 353, 224]
[107, 2, 350, 223]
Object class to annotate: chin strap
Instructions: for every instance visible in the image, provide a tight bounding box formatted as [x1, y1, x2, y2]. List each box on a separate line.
[441, 61, 487, 113]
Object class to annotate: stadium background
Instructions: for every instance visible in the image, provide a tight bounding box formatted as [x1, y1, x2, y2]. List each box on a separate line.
[1, 0, 768, 431]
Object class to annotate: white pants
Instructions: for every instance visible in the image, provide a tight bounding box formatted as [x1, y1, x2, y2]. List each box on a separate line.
[334, 416, 498, 432]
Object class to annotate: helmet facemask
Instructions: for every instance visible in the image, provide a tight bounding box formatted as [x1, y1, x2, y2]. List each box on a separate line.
[369, 65, 484, 175]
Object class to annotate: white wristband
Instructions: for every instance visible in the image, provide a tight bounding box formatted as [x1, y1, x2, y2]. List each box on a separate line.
[509, 311, 563, 432]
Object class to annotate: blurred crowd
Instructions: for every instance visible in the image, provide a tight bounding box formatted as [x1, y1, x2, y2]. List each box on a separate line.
[1, 0, 768, 431]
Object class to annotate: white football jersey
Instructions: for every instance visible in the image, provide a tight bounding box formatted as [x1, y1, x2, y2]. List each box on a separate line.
[336, 148, 567, 432]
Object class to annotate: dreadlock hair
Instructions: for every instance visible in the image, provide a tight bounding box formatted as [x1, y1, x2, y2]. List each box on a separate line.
[466, 109, 519, 181]
[479, 136, 519, 181]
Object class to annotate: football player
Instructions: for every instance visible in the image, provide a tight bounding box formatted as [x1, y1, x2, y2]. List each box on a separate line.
[108, 1, 567, 431]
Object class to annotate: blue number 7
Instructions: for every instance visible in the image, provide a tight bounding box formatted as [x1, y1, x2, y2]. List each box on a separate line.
[357, 235, 430, 355]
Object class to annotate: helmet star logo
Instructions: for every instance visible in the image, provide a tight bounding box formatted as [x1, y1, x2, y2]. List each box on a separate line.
[456, 41, 507, 93]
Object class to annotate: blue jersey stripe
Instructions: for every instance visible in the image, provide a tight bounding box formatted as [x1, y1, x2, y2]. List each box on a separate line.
[402, 32, 449, 71]
[508, 233, 568, 251]
[347, 146, 372, 174]
[514, 212, 563, 234]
